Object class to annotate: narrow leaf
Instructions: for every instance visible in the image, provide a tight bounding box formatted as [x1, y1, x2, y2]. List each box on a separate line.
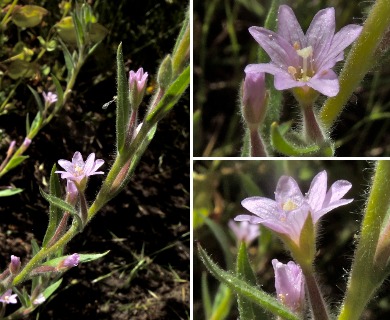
[116, 43, 130, 153]
[27, 85, 44, 113]
[58, 38, 74, 78]
[42, 165, 63, 247]
[0, 188, 23, 197]
[51, 74, 64, 114]
[43, 251, 110, 267]
[204, 216, 234, 271]
[42, 278, 63, 300]
[198, 244, 300, 320]
[4, 155, 29, 171]
[12, 287, 29, 308]
[201, 272, 212, 319]
[237, 242, 268, 320]
[39, 187, 82, 228]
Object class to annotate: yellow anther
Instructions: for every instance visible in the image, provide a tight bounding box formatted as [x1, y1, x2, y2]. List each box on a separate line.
[293, 41, 300, 50]
[282, 199, 298, 211]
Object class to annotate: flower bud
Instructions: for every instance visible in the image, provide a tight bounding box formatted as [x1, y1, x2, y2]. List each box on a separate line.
[129, 68, 148, 110]
[157, 55, 173, 90]
[242, 71, 267, 130]
[66, 180, 78, 206]
[57, 253, 80, 270]
[272, 259, 305, 315]
[9, 255, 21, 275]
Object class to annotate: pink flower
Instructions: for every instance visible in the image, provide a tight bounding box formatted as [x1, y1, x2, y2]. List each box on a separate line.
[56, 152, 104, 190]
[272, 259, 305, 314]
[129, 68, 148, 109]
[9, 255, 21, 275]
[228, 220, 260, 245]
[242, 71, 267, 128]
[245, 5, 362, 97]
[0, 289, 18, 304]
[42, 91, 58, 105]
[57, 253, 80, 270]
[32, 293, 45, 305]
[235, 170, 352, 244]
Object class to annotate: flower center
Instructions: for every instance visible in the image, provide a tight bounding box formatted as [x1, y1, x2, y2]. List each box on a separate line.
[288, 44, 314, 82]
[73, 164, 85, 176]
[282, 199, 298, 211]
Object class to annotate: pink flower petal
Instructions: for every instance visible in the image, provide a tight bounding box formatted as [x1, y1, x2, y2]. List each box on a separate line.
[277, 5, 306, 49]
[248, 27, 299, 68]
[306, 7, 335, 66]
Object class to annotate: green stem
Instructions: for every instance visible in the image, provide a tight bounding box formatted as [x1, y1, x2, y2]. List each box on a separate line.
[303, 268, 329, 320]
[249, 128, 267, 157]
[338, 161, 390, 320]
[319, 0, 390, 129]
[12, 224, 78, 287]
[302, 104, 325, 144]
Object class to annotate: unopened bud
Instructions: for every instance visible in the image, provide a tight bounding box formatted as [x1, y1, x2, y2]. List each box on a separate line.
[57, 253, 80, 270]
[242, 71, 267, 130]
[129, 68, 148, 110]
[9, 255, 21, 275]
[157, 55, 173, 90]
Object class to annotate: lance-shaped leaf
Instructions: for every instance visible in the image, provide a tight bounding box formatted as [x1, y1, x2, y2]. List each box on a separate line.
[42, 165, 63, 247]
[198, 244, 300, 320]
[52, 74, 64, 114]
[39, 188, 82, 229]
[236, 242, 267, 320]
[116, 43, 130, 153]
[0, 187, 23, 197]
[43, 251, 110, 267]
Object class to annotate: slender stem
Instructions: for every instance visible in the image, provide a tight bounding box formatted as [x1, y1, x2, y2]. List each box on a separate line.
[12, 224, 78, 287]
[338, 161, 390, 320]
[302, 105, 325, 143]
[320, 0, 390, 129]
[249, 129, 267, 157]
[0, 0, 18, 27]
[303, 268, 329, 320]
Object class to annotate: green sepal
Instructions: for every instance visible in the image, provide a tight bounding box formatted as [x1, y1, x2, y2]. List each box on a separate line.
[39, 187, 82, 230]
[198, 244, 300, 320]
[146, 65, 190, 125]
[0, 187, 23, 197]
[42, 165, 63, 247]
[157, 55, 173, 90]
[236, 242, 267, 320]
[116, 43, 130, 153]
